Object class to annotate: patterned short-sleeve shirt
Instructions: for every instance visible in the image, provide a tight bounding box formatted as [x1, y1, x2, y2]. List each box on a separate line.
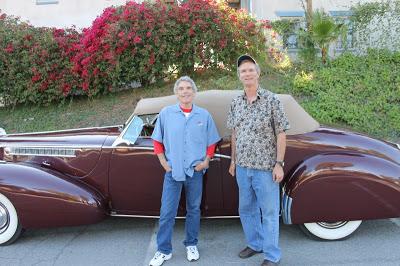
[227, 88, 290, 171]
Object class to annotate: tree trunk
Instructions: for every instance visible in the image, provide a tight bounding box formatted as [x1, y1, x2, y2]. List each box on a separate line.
[321, 47, 327, 64]
[306, 0, 313, 32]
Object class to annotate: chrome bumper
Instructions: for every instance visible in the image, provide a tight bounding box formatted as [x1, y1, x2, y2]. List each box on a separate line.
[281, 190, 293, 224]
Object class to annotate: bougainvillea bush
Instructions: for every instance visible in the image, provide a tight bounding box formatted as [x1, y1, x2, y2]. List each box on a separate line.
[0, 0, 269, 105]
[0, 13, 81, 105]
[73, 0, 269, 95]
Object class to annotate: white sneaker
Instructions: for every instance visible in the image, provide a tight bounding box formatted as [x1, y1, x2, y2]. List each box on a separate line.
[186, 245, 200, 262]
[149, 251, 172, 266]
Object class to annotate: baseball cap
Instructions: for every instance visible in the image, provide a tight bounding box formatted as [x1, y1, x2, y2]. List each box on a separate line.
[237, 54, 257, 67]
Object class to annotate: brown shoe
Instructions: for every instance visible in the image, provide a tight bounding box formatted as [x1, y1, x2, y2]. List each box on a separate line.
[238, 246, 262, 258]
[261, 259, 279, 266]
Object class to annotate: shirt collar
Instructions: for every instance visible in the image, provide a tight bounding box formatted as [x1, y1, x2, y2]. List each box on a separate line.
[241, 87, 263, 101]
[173, 103, 200, 114]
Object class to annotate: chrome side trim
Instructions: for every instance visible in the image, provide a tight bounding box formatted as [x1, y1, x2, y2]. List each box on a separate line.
[103, 145, 231, 160]
[102, 146, 154, 151]
[1, 144, 102, 150]
[281, 190, 293, 224]
[5, 125, 121, 136]
[109, 213, 239, 219]
[0, 160, 6, 164]
[215, 154, 230, 159]
[6, 147, 77, 158]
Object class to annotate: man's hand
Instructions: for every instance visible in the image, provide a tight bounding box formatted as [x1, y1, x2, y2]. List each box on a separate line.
[195, 158, 210, 171]
[272, 164, 284, 183]
[164, 164, 172, 172]
[229, 162, 235, 176]
[156, 153, 171, 173]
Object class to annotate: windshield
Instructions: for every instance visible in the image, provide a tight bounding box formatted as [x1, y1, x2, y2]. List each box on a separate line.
[122, 116, 143, 143]
[113, 116, 143, 146]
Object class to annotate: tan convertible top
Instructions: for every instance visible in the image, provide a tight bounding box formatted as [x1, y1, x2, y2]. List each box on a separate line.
[134, 90, 319, 137]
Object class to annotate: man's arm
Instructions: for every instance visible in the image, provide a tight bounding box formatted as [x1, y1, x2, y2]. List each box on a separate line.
[157, 153, 171, 172]
[272, 132, 286, 182]
[228, 129, 236, 176]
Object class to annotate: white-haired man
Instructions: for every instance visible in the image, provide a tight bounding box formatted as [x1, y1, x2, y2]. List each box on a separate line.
[149, 76, 220, 266]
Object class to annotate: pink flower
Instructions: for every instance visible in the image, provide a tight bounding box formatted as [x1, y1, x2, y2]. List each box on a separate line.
[40, 81, 49, 91]
[62, 84, 71, 94]
[82, 69, 89, 77]
[82, 82, 89, 91]
[149, 52, 155, 65]
[4, 43, 14, 53]
[81, 57, 91, 66]
[133, 36, 142, 44]
[31, 75, 41, 83]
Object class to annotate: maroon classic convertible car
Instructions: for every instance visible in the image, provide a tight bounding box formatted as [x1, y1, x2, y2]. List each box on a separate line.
[0, 90, 399, 245]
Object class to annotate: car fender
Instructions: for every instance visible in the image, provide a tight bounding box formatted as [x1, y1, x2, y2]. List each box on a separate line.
[282, 152, 400, 224]
[0, 162, 107, 229]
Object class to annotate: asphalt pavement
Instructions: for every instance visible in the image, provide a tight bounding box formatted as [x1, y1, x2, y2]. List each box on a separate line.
[0, 217, 399, 266]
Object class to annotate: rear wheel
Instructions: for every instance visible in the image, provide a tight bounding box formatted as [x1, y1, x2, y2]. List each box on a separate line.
[0, 193, 23, 245]
[300, 220, 362, 240]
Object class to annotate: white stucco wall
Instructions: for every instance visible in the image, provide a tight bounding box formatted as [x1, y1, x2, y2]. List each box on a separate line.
[0, 0, 142, 29]
[248, 0, 378, 20]
[0, 0, 382, 29]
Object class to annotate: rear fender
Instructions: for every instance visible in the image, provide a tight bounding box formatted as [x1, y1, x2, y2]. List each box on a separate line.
[0, 162, 107, 228]
[283, 153, 400, 224]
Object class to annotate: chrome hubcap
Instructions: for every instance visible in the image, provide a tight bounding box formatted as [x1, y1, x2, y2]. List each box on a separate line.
[317, 221, 347, 229]
[0, 202, 10, 234]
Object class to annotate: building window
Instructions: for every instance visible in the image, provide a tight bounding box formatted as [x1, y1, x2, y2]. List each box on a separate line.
[36, 0, 59, 5]
[329, 11, 354, 50]
[275, 11, 306, 50]
[226, 0, 240, 9]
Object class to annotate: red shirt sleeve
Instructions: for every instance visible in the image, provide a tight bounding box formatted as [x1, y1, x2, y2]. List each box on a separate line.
[206, 143, 217, 158]
[153, 140, 165, 154]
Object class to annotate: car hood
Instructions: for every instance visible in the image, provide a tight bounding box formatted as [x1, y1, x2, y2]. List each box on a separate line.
[0, 127, 119, 177]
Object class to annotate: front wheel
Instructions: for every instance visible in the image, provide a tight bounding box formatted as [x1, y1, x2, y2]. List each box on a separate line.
[0, 193, 23, 245]
[300, 220, 362, 240]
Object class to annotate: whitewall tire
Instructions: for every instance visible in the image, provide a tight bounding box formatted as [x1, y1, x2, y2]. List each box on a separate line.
[300, 220, 362, 240]
[0, 193, 22, 245]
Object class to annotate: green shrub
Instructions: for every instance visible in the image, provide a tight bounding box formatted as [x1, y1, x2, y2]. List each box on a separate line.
[292, 49, 400, 139]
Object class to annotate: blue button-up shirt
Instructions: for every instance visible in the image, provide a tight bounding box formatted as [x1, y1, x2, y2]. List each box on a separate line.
[151, 103, 221, 181]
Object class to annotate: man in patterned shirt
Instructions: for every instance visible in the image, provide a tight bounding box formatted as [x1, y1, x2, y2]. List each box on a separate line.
[227, 55, 290, 266]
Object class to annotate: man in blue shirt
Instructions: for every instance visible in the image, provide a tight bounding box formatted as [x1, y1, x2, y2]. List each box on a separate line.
[149, 76, 220, 266]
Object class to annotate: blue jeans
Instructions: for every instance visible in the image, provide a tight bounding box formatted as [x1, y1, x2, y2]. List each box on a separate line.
[157, 171, 203, 254]
[236, 165, 281, 263]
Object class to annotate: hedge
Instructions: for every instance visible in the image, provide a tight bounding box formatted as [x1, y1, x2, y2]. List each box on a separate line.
[0, 0, 269, 105]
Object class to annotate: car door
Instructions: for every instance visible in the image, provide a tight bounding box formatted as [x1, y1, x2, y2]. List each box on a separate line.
[108, 119, 224, 217]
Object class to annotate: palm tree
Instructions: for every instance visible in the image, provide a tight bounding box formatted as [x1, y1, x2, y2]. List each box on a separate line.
[310, 10, 347, 64]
